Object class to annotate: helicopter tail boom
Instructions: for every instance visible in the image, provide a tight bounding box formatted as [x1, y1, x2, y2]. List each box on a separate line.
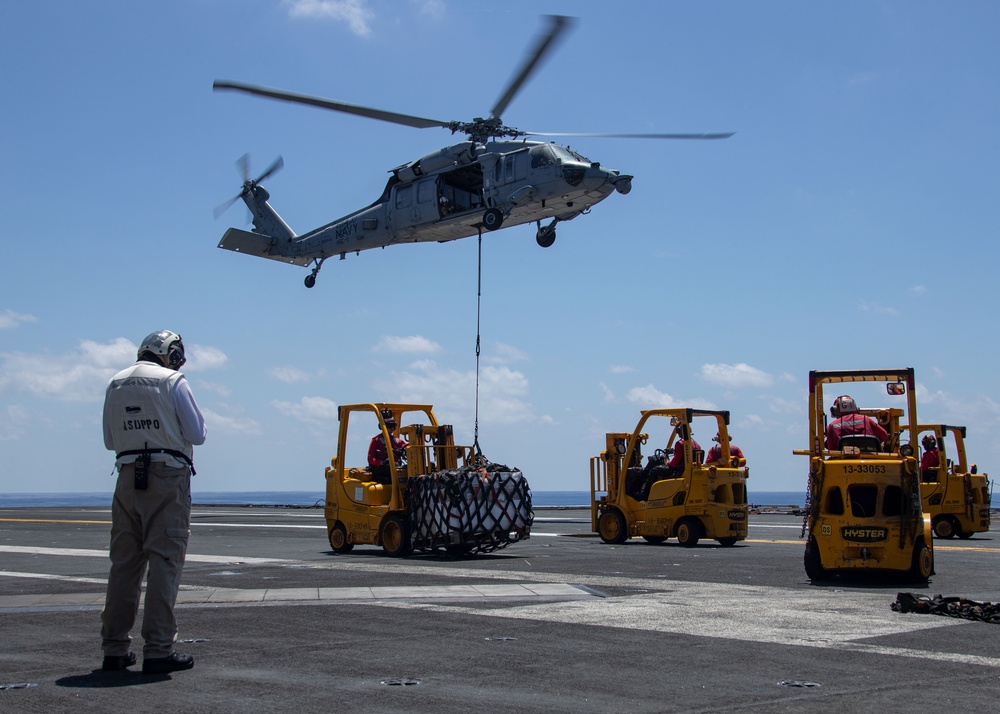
[218, 228, 312, 267]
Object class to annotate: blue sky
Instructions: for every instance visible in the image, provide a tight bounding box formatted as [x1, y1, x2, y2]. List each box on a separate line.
[2, 0, 998, 497]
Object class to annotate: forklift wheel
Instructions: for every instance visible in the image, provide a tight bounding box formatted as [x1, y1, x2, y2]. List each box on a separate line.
[381, 514, 413, 557]
[909, 539, 933, 583]
[932, 516, 958, 539]
[598, 510, 628, 544]
[804, 537, 829, 581]
[675, 518, 702, 548]
[328, 523, 354, 554]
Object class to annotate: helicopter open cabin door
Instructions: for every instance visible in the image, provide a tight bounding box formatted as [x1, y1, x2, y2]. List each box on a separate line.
[438, 165, 485, 221]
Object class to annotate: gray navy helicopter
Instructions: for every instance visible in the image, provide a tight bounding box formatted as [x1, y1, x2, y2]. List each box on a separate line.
[214, 15, 732, 288]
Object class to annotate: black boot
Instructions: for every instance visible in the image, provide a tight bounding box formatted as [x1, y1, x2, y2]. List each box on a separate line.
[142, 652, 194, 674]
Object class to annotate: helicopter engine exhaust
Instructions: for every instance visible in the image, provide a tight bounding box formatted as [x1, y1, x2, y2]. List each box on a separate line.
[395, 142, 478, 183]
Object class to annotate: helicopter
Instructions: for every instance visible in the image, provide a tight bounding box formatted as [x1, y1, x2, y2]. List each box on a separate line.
[213, 15, 732, 288]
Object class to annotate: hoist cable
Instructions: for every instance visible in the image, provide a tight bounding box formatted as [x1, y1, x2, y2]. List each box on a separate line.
[472, 228, 483, 462]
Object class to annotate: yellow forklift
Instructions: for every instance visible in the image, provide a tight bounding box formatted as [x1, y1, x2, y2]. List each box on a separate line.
[590, 408, 749, 547]
[324, 402, 532, 556]
[794, 369, 934, 582]
[905, 424, 991, 539]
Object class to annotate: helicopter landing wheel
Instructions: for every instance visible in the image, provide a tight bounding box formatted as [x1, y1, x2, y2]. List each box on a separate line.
[482, 207, 504, 231]
[536, 226, 556, 247]
[304, 257, 325, 288]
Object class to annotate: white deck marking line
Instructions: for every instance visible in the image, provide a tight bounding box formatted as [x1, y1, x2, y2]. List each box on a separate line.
[0, 545, 291, 563]
[0, 571, 111, 586]
[0, 570, 225, 592]
[0, 583, 594, 610]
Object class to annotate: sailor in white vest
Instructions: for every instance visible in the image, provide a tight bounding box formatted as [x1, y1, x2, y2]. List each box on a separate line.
[100, 330, 206, 674]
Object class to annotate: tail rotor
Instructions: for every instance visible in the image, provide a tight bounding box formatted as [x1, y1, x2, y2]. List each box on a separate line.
[213, 154, 284, 220]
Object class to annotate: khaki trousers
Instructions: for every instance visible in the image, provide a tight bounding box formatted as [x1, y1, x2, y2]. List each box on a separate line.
[100, 462, 191, 658]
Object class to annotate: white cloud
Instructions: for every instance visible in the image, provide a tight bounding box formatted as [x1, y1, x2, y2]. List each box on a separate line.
[701, 363, 774, 388]
[0, 338, 135, 402]
[910, 285, 926, 296]
[374, 335, 442, 354]
[0, 309, 37, 330]
[916, 386, 1000, 428]
[625, 384, 717, 410]
[81, 338, 136, 368]
[599, 382, 615, 403]
[484, 341, 529, 364]
[201, 407, 261, 436]
[847, 70, 880, 89]
[0, 404, 29, 441]
[609, 364, 635, 374]
[273, 395, 340, 432]
[198, 381, 232, 398]
[765, 395, 803, 415]
[859, 302, 898, 316]
[414, 0, 445, 19]
[0, 338, 226, 402]
[373, 360, 533, 426]
[285, 0, 374, 37]
[270, 366, 313, 384]
[185, 344, 228, 372]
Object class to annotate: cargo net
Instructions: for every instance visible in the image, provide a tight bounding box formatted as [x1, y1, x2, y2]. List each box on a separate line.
[407, 463, 533, 555]
[892, 592, 1000, 624]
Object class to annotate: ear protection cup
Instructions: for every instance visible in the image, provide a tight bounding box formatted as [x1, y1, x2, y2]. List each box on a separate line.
[166, 342, 186, 369]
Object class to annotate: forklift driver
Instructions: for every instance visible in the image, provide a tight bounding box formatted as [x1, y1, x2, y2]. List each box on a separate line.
[920, 434, 940, 482]
[705, 433, 746, 467]
[666, 424, 701, 477]
[368, 413, 407, 484]
[824, 395, 888, 451]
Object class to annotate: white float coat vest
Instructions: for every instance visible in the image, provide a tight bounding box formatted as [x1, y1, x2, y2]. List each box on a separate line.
[106, 362, 193, 465]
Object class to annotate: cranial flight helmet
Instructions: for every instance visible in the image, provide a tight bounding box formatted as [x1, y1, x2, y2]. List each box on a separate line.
[922, 434, 937, 450]
[138, 330, 186, 370]
[830, 395, 858, 418]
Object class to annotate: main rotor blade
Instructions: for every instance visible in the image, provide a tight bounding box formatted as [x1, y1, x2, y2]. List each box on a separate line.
[214, 80, 450, 130]
[490, 15, 574, 121]
[523, 131, 736, 140]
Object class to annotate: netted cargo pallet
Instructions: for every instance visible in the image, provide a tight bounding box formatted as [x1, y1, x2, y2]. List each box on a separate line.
[407, 463, 533, 554]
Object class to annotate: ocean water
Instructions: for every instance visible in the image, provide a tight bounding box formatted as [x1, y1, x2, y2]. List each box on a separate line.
[0, 490, 806, 509]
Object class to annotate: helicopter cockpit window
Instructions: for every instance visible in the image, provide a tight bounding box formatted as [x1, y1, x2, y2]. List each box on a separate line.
[530, 145, 555, 168]
[494, 152, 528, 186]
[549, 144, 591, 164]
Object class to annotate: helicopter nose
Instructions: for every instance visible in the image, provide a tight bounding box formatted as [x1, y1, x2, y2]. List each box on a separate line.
[613, 175, 633, 195]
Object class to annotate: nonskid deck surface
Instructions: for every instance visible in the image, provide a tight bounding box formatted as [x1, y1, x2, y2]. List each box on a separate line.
[2, 506, 999, 713]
